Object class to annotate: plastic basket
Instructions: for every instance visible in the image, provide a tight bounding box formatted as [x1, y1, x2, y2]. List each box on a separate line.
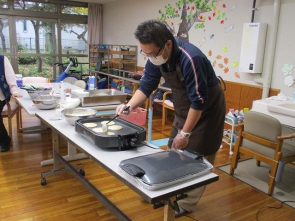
[120, 107, 147, 126]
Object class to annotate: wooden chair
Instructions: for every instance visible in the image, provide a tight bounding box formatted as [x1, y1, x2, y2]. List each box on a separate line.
[74, 80, 86, 89]
[229, 111, 295, 195]
[63, 76, 78, 85]
[1, 98, 21, 139]
[132, 83, 149, 110]
[162, 91, 174, 125]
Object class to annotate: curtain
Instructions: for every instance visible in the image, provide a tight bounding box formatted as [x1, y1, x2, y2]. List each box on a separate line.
[88, 4, 103, 45]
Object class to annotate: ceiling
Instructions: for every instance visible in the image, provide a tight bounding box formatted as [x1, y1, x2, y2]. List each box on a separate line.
[68, 0, 117, 4]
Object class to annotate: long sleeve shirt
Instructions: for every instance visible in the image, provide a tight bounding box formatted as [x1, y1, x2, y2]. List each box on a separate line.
[0, 56, 19, 101]
[138, 38, 219, 110]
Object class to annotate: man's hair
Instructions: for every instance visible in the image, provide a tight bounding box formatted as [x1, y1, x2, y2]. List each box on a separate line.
[134, 20, 174, 47]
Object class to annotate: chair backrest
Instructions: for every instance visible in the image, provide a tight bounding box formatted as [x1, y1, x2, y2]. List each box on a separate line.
[63, 76, 78, 85]
[1, 98, 19, 138]
[2, 98, 18, 115]
[23, 77, 48, 84]
[241, 111, 282, 158]
[95, 60, 102, 71]
[73, 80, 86, 89]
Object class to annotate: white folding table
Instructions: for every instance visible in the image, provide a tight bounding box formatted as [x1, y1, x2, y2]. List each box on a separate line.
[35, 110, 219, 221]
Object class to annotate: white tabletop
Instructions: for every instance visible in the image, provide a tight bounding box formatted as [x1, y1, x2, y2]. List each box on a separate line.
[35, 110, 218, 203]
[252, 99, 295, 128]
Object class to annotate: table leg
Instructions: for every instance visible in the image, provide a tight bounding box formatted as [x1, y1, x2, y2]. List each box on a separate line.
[19, 122, 48, 132]
[40, 110, 116, 166]
[163, 197, 176, 221]
[41, 131, 83, 183]
[41, 142, 88, 166]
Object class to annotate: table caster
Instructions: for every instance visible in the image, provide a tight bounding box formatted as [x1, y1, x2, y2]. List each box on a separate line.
[79, 169, 85, 176]
[41, 178, 47, 186]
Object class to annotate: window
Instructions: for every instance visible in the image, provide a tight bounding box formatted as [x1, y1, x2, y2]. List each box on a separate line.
[14, 1, 56, 13]
[61, 5, 88, 15]
[0, 0, 8, 9]
[23, 20, 27, 32]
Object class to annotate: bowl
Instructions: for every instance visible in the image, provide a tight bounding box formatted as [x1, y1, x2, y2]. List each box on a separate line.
[32, 95, 58, 110]
[61, 108, 97, 125]
[59, 97, 81, 109]
[27, 88, 52, 99]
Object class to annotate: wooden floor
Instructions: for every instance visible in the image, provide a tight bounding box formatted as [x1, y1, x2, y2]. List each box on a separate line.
[0, 110, 294, 221]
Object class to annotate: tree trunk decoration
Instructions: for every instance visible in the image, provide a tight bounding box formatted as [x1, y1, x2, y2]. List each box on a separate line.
[158, 0, 217, 42]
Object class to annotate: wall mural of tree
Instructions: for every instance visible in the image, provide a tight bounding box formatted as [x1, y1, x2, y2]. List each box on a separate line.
[157, 0, 241, 78]
[157, 0, 217, 42]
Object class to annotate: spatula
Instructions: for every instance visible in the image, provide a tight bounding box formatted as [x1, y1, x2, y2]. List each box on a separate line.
[102, 106, 130, 134]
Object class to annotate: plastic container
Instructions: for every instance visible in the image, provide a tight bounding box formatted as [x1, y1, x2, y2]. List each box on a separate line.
[16, 74, 23, 88]
[88, 76, 96, 90]
[120, 107, 147, 126]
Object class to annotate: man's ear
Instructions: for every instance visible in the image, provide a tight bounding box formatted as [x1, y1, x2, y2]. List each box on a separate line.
[167, 40, 173, 50]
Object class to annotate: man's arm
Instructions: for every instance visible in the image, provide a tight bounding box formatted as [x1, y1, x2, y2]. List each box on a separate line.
[126, 89, 147, 110]
[182, 108, 202, 133]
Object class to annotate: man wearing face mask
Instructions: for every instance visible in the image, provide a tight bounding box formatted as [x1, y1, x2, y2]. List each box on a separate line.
[117, 19, 225, 216]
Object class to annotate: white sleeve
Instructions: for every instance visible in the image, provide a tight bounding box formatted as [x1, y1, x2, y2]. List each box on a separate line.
[4, 56, 19, 94]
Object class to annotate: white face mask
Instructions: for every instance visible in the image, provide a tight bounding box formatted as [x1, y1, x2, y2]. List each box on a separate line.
[149, 46, 169, 66]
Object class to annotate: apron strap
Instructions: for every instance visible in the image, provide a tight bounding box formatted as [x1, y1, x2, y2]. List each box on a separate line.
[217, 76, 226, 92]
[176, 65, 184, 81]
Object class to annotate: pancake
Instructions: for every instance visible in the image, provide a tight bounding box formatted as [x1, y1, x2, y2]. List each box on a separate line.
[92, 127, 103, 133]
[92, 128, 115, 136]
[101, 121, 115, 126]
[83, 122, 97, 128]
[108, 125, 123, 130]
[106, 132, 115, 135]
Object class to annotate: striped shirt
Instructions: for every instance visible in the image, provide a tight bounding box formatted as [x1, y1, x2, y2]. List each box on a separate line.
[138, 38, 219, 110]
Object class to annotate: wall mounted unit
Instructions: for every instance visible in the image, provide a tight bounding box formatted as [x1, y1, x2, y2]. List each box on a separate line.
[239, 23, 268, 73]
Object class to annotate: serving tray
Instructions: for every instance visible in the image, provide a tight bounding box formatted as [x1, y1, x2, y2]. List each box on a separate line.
[71, 89, 127, 107]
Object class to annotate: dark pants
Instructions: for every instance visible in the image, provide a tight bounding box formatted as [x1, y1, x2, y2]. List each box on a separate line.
[0, 99, 9, 142]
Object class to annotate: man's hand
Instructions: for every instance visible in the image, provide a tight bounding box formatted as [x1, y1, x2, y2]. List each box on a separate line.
[116, 104, 131, 115]
[171, 133, 189, 150]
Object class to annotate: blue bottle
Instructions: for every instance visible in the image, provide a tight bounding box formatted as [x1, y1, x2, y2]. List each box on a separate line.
[88, 76, 95, 90]
[16, 74, 23, 88]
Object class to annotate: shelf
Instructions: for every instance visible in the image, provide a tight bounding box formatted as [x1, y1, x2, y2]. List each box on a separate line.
[222, 116, 237, 155]
[89, 44, 137, 73]
[110, 50, 136, 55]
[110, 58, 136, 64]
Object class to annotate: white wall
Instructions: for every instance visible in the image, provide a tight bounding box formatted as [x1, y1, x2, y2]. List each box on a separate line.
[102, 0, 295, 97]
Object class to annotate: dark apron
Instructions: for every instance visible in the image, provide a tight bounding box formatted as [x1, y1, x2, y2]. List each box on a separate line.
[161, 66, 225, 156]
[0, 55, 11, 102]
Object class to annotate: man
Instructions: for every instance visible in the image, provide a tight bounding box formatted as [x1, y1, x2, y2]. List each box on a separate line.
[0, 55, 22, 152]
[117, 20, 225, 216]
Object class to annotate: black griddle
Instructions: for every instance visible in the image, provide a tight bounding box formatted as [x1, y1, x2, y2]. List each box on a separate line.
[75, 117, 146, 150]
